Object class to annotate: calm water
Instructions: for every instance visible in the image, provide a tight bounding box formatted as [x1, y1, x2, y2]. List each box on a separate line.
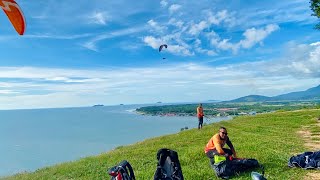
[0, 104, 230, 177]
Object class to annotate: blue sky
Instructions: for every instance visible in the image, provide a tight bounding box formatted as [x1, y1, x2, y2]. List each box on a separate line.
[0, 0, 319, 109]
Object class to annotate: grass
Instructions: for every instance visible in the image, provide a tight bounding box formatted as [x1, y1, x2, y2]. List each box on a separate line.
[2, 109, 320, 180]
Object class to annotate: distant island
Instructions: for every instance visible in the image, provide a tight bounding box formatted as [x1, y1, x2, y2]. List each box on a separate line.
[157, 101, 162, 103]
[92, 104, 104, 107]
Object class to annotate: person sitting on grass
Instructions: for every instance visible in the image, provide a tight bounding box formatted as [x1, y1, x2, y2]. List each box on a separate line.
[204, 127, 237, 166]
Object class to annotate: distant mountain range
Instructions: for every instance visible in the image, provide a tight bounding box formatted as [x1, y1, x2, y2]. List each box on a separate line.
[227, 85, 320, 102]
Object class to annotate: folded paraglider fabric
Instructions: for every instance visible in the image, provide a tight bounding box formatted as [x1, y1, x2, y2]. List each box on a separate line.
[213, 158, 260, 179]
[288, 151, 320, 169]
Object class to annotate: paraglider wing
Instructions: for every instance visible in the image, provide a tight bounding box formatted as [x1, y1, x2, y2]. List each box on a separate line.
[0, 0, 26, 35]
[159, 44, 168, 52]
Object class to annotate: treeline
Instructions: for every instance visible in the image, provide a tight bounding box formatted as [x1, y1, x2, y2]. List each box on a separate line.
[136, 101, 320, 116]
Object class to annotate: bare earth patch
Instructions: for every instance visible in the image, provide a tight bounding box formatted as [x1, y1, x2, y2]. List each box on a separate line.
[304, 173, 320, 180]
[297, 119, 320, 179]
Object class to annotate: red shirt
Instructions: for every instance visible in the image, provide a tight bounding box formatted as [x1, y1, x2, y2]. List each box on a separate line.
[197, 106, 204, 118]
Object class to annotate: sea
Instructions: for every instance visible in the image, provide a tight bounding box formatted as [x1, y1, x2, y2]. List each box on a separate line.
[0, 104, 230, 177]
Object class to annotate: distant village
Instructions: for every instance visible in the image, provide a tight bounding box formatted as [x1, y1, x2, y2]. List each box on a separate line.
[139, 107, 257, 117]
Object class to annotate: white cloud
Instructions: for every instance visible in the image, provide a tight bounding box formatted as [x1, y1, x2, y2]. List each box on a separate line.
[194, 39, 217, 56]
[231, 41, 320, 79]
[231, 1, 315, 28]
[143, 36, 193, 56]
[24, 33, 93, 40]
[196, 48, 217, 56]
[310, 42, 320, 46]
[284, 42, 320, 77]
[207, 10, 235, 26]
[209, 24, 280, 53]
[160, 0, 168, 7]
[0, 65, 236, 109]
[144, 9, 278, 56]
[187, 10, 236, 36]
[0, 90, 19, 94]
[169, 4, 182, 14]
[168, 18, 184, 28]
[2, 0, 319, 110]
[31, 15, 48, 20]
[82, 41, 98, 52]
[167, 45, 194, 56]
[143, 36, 162, 49]
[239, 24, 280, 49]
[87, 11, 109, 25]
[195, 47, 218, 56]
[82, 26, 146, 51]
[147, 19, 167, 33]
[147, 19, 157, 27]
[0, 54, 318, 109]
[211, 38, 240, 53]
[189, 21, 208, 35]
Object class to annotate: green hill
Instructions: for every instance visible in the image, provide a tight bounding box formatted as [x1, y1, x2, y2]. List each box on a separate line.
[228, 95, 271, 102]
[229, 85, 320, 102]
[3, 109, 320, 180]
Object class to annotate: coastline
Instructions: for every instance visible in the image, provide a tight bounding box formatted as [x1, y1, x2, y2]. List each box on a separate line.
[0, 106, 231, 177]
[5, 109, 320, 179]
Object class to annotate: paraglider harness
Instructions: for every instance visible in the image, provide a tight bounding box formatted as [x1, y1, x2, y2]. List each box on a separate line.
[212, 156, 262, 179]
[108, 160, 136, 180]
[154, 148, 184, 180]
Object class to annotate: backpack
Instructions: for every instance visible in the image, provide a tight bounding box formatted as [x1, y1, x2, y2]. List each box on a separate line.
[108, 160, 136, 180]
[154, 148, 184, 180]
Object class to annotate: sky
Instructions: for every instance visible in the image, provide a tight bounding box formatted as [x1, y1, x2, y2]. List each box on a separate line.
[0, 0, 319, 109]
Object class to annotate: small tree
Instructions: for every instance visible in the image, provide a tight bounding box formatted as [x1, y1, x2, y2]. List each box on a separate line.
[310, 0, 320, 29]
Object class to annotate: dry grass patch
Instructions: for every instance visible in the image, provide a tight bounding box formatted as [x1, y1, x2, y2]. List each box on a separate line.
[297, 119, 320, 179]
[304, 172, 320, 180]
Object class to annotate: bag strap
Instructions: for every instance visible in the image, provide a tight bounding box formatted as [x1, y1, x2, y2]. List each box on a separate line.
[118, 160, 135, 180]
[260, 164, 265, 176]
[108, 160, 135, 180]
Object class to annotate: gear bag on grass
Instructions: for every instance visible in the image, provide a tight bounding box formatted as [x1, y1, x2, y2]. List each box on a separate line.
[251, 165, 267, 180]
[213, 158, 260, 179]
[154, 148, 184, 180]
[288, 151, 320, 169]
[108, 160, 135, 180]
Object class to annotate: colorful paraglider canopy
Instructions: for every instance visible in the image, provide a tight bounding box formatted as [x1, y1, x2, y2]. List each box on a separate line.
[159, 44, 168, 52]
[0, 0, 26, 35]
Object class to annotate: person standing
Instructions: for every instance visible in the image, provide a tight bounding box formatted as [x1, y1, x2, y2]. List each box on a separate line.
[197, 103, 204, 129]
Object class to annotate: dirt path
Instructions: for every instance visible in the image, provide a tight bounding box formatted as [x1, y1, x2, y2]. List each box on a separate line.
[297, 117, 320, 180]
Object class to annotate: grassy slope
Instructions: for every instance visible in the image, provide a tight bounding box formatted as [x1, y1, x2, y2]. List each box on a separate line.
[3, 109, 320, 180]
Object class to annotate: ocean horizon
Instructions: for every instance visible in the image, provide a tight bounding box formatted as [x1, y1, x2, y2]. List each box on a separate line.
[0, 104, 230, 177]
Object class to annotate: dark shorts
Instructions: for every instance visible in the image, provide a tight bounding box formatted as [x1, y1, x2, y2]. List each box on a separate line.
[206, 148, 233, 165]
[206, 148, 233, 158]
[198, 116, 203, 125]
